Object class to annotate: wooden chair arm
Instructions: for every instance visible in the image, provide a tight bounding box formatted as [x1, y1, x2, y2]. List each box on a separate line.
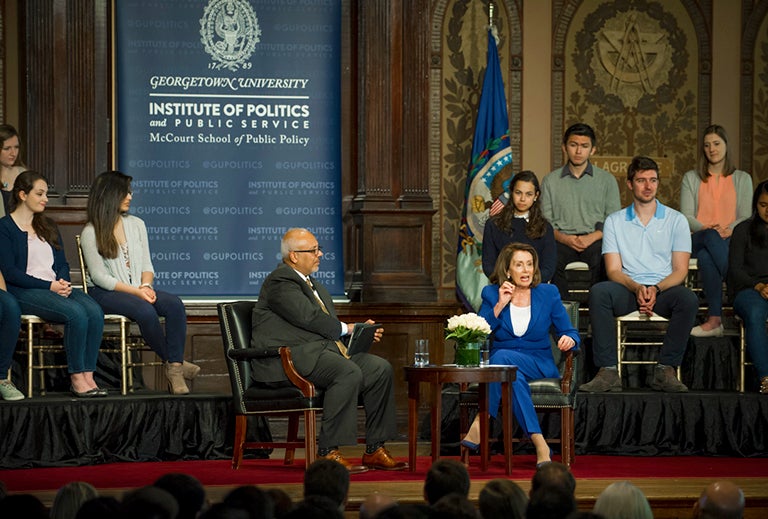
[279, 346, 317, 398]
[561, 349, 575, 394]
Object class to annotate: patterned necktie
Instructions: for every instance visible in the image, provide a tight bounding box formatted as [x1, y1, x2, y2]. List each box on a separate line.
[306, 277, 349, 358]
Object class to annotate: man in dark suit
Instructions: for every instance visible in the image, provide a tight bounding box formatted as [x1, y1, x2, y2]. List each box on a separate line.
[250, 228, 406, 473]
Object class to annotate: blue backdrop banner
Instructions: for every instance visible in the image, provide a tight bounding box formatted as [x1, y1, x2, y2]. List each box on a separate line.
[115, 0, 343, 297]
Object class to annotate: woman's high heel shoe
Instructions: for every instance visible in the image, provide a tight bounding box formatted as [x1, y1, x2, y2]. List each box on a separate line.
[460, 417, 481, 450]
[181, 360, 201, 380]
[166, 363, 190, 395]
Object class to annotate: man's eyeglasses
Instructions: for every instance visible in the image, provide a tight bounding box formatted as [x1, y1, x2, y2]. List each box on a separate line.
[293, 246, 323, 256]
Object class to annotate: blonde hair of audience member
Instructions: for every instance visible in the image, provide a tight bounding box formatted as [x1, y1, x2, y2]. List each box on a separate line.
[593, 481, 652, 519]
[50, 481, 99, 519]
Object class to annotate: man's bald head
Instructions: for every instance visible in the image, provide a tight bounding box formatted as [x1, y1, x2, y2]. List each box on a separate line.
[694, 481, 744, 519]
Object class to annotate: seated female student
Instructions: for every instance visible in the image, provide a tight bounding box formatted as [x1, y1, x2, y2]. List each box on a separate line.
[482, 171, 556, 283]
[728, 179, 768, 395]
[0, 171, 105, 397]
[681, 124, 753, 337]
[80, 171, 199, 395]
[0, 124, 25, 216]
[462, 242, 579, 466]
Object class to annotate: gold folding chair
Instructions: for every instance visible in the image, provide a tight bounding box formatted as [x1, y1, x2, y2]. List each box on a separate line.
[616, 311, 680, 386]
[18, 314, 66, 397]
[76, 235, 163, 395]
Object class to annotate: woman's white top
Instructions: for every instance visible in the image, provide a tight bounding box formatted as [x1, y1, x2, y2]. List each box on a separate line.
[509, 303, 531, 337]
[26, 233, 56, 282]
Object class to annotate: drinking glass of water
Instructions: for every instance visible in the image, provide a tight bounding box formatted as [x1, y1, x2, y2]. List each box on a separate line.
[479, 339, 490, 367]
[414, 339, 429, 367]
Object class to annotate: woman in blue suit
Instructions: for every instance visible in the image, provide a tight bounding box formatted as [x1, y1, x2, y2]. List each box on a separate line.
[461, 242, 580, 466]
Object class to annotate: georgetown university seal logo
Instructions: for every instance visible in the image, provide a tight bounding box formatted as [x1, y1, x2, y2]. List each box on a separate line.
[200, 0, 261, 71]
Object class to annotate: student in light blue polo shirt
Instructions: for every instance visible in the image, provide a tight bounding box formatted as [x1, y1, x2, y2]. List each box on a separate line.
[580, 156, 698, 393]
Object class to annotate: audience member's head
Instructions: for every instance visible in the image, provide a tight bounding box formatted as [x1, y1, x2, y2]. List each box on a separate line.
[304, 458, 350, 511]
[74, 496, 127, 519]
[693, 481, 745, 519]
[122, 485, 179, 519]
[431, 493, 478, 519]
[223, 485, 274, 519]
[527, 485, 577, 519]
[265, 488, 294, 518]
[0, 480, 7, 500]
[198, 502, 251, 519]
[283, 495, 344, 519]
[360, 492, 397, 519]
[566, 512, 604, 519]
[423, 459, 470, 505]
[530, 461, 576, 496]
[50, 481, 99, 519]
[0, 494, 49, 519]
[376, 504, 432, 519]
[154, 473, 206, 519]
[592, 481, 652, 519]
[478, 478, 527, 519]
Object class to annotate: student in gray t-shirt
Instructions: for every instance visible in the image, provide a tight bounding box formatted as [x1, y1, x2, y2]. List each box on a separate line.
[540, 123, 621, 300]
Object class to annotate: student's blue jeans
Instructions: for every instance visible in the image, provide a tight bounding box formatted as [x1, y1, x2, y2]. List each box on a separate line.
[0, 290, 22, 375]
[88, 287, 187, 363]
[733, 289, 768, 378]
[12, 288, 103, 374]
[692, 229, 729, 317]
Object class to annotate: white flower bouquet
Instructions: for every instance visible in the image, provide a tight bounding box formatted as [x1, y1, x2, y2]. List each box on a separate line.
[445, 313, 491, 346]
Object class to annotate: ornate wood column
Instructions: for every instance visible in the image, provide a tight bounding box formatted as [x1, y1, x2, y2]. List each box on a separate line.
[24, 0, 108, 199]
[345, 0, 437, 302]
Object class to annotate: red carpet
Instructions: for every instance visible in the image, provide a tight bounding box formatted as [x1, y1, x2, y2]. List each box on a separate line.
[3, 455, 767, 492]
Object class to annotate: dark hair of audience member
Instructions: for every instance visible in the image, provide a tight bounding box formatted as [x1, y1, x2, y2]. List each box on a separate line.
[74, 496, 127, 519]
[431, 493, 479, 519]
[478, 478, 527, 519]
[265, 488, 294, 518]
[0, 494, 49, 519]
[359, 492, 397, 519]
[283, 495, 344, 519]
[0, 480, 7, 500]
[566, 512, 605, 519]
[527, 485, 577, 519]
[122, 485, 179, 519]
[154, 473, 207, 519]
[304, 459, 350, 509]
[530, 461, 577, 496]
[198, 502, 251, 519]
[423, 459, 470, 505]
[376, 504, 432, 519]
[223, 485, 275, 519]
[50, 481, 99, 519]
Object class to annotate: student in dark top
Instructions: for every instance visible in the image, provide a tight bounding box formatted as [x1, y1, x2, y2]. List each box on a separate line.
[482, 170, 556, 282]
[728, 179, 768, 394]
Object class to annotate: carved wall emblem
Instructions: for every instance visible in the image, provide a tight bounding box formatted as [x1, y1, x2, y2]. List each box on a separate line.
[593, 10, 672, 108]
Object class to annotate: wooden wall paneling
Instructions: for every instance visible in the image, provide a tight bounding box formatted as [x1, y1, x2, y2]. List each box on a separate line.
[347, 0, 437, 302]
[740, 0, 768, 180]
[24, 0, 108, 200]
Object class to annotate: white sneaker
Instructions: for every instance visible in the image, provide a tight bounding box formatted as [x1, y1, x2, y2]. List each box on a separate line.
[0, 379, 24, 401]
[690, 324, 724, 337]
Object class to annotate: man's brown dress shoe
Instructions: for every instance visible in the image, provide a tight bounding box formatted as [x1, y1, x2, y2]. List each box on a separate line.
[361, 447, 408, 471]
[320, 450, 369, 474]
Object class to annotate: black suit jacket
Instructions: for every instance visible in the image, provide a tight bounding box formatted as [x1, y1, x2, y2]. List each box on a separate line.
[250, 262, 344, 383]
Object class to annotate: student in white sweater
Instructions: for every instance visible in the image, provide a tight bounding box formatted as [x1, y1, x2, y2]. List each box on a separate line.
[80, 171, 200, 394]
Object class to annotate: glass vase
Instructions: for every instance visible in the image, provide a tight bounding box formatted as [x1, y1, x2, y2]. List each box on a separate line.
[454, 341, 481, 367]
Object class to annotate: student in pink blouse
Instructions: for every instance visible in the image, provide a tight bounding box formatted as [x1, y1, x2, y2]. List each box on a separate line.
[680, 125, 753, 337]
